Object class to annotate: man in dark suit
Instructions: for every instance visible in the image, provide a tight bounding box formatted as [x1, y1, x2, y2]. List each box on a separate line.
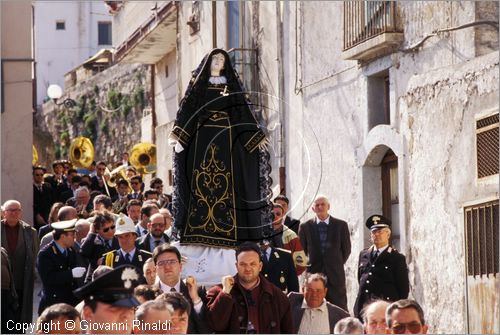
[288, 273, 349, 333]
[127, 175, 144, 201]
[274, 194, 301, 234]
[33, 166, 54, 230]
[137, 213, 170, 252]
[36, 219, 86, 314]
[298, 195, 351, 311]
[260, 240, 299, 293]
[152, 244, 210, 333]
[101, 214, 152, 277]
[90, 161, 118, 201]
[353, 215, 409, 318]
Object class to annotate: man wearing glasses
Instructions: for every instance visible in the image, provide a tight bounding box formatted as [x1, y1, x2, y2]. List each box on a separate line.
[152, 244, 209, 333]
[386, 299, 428, 334]
[80, 211, 119, 283]
[137, 213, 170, 252]
[1, 200, 39, 331]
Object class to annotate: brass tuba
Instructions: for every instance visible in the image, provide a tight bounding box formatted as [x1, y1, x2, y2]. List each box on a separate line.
[105, 165, 132, 190]
[69, 137, 94, 168]
[129, 142, 157, 174]
[32, 145, 39, 166]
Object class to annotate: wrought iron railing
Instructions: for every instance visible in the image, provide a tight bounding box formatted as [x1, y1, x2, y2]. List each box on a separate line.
[343, 1, 399, 50]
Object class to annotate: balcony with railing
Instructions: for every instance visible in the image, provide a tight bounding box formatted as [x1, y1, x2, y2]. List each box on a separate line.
[342, 1, 403, 61]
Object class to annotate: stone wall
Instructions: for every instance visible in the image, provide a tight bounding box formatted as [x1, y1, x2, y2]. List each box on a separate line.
[36, 63, 151, 168]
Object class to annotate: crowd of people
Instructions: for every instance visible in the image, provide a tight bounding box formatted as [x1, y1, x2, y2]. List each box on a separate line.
[0, 158, 430, 334]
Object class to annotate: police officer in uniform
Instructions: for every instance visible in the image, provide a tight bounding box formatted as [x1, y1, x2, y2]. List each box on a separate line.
[353, 215, 410, 318]
[101, 214, 152, 278]
[73, 265, 142, 334]
[36, 219, 86, 314]
[260, 240, 299, 293]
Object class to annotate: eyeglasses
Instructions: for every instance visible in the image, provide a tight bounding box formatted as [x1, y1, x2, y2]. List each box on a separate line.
[391, 322, 423, 334]
[156, 259, 179, 267]
[102, 225, 116, 233]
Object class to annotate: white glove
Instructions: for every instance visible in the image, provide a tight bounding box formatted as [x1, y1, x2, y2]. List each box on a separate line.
[71, 267, 86, 278]
[175, 142, 184, 153]
[168, 137, 177, 147]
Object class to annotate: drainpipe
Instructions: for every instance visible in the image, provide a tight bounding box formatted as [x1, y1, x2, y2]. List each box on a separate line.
[212, 1, 217, 48]
[276, 2, 286, 195]
[151, 64, 156, 144]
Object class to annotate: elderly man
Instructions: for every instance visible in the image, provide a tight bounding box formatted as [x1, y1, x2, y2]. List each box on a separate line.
[74, 265, 142, 334]
[361, 300, 390, 334]
[333, 317, 364, 334]
[385, 299, 428, 334]
[288, 273, 349, 334]
[37, 220, 86, 314]
[353, 215, 409, 318]
[143, 257, 156, 285]
[1, 200, 39, 328]
[206, 242, 294, 333]
[138, 212, 170, 252]
[298, 195, 351, 310]
[67, 186, 92, 218]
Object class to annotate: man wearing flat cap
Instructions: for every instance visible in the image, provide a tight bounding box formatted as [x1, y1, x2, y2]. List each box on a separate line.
[36, 219, 87, 315]
[353, 215, 409, 318]
[74, 265, 142, 334]
[100, 214, 152, 277]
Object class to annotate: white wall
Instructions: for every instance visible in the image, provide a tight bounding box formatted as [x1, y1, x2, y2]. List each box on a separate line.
[34, 1, 112, 106]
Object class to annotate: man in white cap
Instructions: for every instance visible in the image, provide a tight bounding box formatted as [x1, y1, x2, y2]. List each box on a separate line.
[36, 219, 86, 315]
[353, 215, 409, 318]
[101, 214, 152, 277]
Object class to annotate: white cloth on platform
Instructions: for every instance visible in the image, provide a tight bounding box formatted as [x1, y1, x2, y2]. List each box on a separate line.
[172, 242, 237, 287]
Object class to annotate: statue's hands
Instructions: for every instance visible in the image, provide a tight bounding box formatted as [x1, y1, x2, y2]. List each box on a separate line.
[175, 142, 184, 153]
[257, 138, 270, 151]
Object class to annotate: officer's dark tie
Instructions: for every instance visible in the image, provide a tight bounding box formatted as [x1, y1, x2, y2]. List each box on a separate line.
[125, 253, 131, 263]
[317, 221, 328, 253]
[371, 249, 379, 262]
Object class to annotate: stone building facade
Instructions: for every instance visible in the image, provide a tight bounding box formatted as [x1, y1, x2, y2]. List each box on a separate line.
[38, 2, 498, 332]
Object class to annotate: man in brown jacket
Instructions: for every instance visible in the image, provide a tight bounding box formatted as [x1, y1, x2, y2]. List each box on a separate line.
[206, 242, 295, 334]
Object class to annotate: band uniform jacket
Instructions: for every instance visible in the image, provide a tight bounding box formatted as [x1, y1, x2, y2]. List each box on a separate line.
[298, 216, 351, 310]
[353, 245, 409, 318]
[288, 291, 349, 333]
[101, 249, 152, 276]
[261, 247, 299, 293]
[36, 241, 79, 314]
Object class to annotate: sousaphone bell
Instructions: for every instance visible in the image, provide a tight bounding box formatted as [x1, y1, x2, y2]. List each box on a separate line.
[129, 142, 157, 174]
[69, 137, 94, 168]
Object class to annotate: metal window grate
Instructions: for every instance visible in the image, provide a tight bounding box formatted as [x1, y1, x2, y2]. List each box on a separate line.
[464, 200, 499, 277]
[476, 113, 499, 178]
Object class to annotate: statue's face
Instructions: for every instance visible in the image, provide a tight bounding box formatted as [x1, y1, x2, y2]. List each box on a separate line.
[210, 53, 225, 74]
